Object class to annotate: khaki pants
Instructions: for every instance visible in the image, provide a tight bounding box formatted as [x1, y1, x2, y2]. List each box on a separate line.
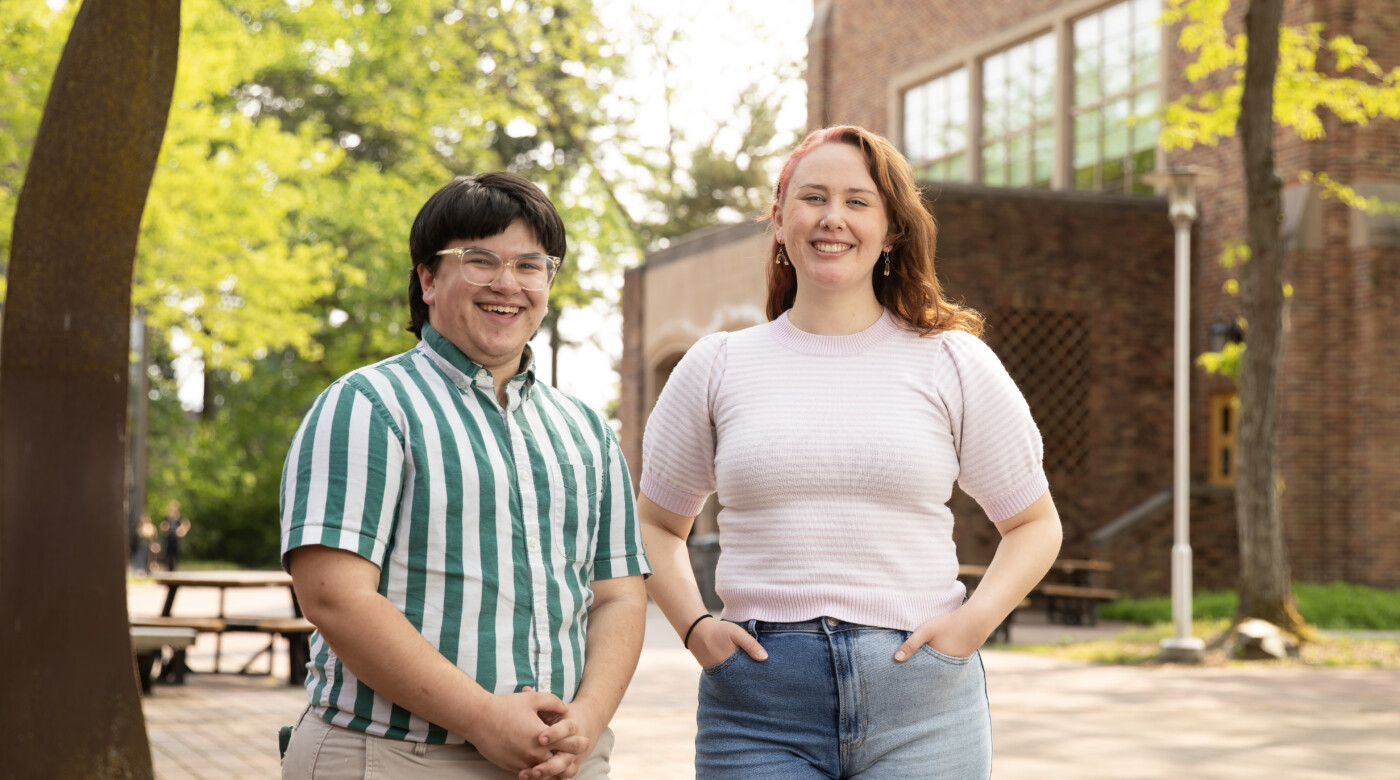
[282, 707, 615, 779]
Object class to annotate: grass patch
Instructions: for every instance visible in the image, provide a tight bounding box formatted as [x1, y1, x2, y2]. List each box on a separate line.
[1098, 582, 1400, 630]
[1009, 618, 1400, 668]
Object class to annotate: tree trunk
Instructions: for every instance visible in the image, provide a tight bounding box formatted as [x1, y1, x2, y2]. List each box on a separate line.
[1234, 0, 1307, 636]
[0, 1, 181, 777]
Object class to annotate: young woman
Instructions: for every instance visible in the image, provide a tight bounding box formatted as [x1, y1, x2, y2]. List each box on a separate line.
[639, 125, 1063, 778]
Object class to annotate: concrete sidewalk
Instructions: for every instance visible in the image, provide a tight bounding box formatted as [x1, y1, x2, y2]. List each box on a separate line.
[131, 582, 1400, 779]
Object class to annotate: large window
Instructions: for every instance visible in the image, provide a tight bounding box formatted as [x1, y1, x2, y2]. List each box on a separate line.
[1072, 0, 1161, 194]
[904, 69, 969, 183]
[898, 0, 1161, 194]
[982, 33, 1056, 189]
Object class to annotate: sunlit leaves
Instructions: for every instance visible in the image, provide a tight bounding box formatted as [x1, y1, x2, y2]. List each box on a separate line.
[1298, 171, 1400, 215]
[1159, 0, 1400, 151]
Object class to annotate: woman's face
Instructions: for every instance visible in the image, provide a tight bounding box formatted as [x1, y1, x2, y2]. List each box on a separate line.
[774, 142, 891, 295]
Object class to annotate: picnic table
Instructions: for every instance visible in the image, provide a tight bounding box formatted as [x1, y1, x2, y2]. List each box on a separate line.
[132, 569, 313, 688]
[959, 558, 1119, 640]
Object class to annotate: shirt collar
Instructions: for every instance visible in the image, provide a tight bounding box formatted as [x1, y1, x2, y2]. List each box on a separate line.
[418, 324, 537, 397]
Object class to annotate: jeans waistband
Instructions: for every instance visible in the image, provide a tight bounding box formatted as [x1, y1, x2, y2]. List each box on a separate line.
[738, 617, 877, 635]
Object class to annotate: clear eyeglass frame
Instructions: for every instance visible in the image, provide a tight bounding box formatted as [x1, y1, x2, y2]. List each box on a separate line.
[434, 247, 562, 291]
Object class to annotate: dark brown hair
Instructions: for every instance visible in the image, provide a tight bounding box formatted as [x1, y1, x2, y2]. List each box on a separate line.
[406, 173, 566, 337]
[766, 125, 982, 338]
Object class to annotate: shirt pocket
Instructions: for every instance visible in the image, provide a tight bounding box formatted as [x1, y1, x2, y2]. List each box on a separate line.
[548, 460, 598, 563]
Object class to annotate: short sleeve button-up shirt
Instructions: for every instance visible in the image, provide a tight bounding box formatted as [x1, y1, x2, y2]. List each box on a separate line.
[280, 324, 649, 743]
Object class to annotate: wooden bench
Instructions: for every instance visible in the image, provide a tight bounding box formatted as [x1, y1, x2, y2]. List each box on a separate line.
[129, 615, 314, 685]
[1046, 558, 1115, 582]
[225, 617, 316, 685]
[129, 616, 226, 685]
[130, 626, 199, 694]
[1037, 583, 1121, 626]
[962, 558, 1119, 636]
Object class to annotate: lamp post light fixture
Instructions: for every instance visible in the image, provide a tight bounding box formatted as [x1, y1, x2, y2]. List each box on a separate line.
[1208, 317, 1245, 353]
[1142, 165, 1216, 664]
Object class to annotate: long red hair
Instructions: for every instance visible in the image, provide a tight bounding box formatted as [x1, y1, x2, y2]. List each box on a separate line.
[765, 125, 983, 338]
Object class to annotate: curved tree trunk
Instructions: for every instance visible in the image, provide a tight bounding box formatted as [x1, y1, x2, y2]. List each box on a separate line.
[1235, 0, 1307, 636]
[0, 1, 181, 777]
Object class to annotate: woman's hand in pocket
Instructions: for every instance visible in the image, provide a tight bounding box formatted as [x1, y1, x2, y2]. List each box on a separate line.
[893, 610, 987, 662]
[689, 618, 768, 667]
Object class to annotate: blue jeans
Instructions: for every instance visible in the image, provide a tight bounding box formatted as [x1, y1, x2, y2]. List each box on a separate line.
[696, 617, 992, 779]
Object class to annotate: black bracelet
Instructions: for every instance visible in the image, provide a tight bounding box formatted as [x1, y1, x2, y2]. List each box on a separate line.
[683, 613, 713, 649]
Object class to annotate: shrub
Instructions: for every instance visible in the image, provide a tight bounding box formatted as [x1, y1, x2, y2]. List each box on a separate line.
[1100, 583, 1400, 631]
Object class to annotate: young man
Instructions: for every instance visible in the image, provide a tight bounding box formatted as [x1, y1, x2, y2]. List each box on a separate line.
[280, 173, 649, 779]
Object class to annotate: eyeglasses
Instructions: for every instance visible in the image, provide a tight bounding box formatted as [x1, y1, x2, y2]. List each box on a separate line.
[435, 247, 562, 291]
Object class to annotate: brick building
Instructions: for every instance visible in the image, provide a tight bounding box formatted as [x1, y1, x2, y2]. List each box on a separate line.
[619, 0, 1400, 596]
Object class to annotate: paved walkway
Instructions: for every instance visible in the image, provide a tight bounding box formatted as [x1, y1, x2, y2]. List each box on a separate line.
[130, 582, 1400, 779]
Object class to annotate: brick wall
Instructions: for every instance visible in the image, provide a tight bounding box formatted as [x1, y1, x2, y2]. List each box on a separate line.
[926, 184, 1179, 587]
[806, 0, 1400, 590]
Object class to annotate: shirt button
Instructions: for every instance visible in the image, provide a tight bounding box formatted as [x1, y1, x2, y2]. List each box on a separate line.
[527, 538, 540, 552]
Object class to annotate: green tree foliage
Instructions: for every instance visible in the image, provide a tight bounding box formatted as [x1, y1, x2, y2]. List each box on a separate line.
[4, 1, 791, 566]
[612, 5, 795, 248]
[4, 0, 633, 565]
[0, 1, 80, 305]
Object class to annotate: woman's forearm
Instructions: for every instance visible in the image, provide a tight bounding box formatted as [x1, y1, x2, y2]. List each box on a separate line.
[637, 493, 711, 640]
[962, 490, 1063, 634]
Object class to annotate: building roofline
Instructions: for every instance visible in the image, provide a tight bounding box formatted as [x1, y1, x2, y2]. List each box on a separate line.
[640, 218, 771, 269]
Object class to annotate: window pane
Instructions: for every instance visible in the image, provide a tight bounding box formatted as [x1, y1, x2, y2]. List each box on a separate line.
[1031, 33, 1056, 120]
[1103, 99, 1130, 159]
[983, 53, 1008, 137]
[1073, 14, 1101, 105]
[1135, 86, 1158, 115]
[1074, 110, 1099, 190]
[1072, 1, 1162, 195]
[1103, 34, 1131, 94]
[1134, 28, 1159, 86]
[945, 121, 967, 154]
[1033, 125, 1054, 188]
[1103, 3, 1130, 43]
[983, 141, 1006, 186]
[1008, 134, 1029, 187]
[948, 153, 965, 182]
[950, 70, 969, 123]
[1074, 111, 1099, 168]
[1034, 44, 1057, 123]
[1135, 0, 1160, 27]
[1102, 155, 1126, 194]
[1134, 114, 1159, 154]
[902, 69, 969, 179]
[905, 88, 927, 160]
[1075, 161, 1098, 191]
[981, 32, 1055, 189]
[1131, 147, 1156, 194]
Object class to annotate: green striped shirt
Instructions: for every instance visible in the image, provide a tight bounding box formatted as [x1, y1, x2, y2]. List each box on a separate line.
[280, 324, 648, 743]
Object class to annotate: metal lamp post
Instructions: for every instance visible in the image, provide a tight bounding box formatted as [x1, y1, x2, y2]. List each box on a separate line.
[1142, 166, 1214, 663]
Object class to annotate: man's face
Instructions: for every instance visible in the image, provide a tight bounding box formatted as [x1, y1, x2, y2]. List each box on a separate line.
[418, 218, 550, 376]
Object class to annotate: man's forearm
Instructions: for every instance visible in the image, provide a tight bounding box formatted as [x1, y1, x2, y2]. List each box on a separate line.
[299, 568, 495, 736]
[571, 575, 647, 726]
